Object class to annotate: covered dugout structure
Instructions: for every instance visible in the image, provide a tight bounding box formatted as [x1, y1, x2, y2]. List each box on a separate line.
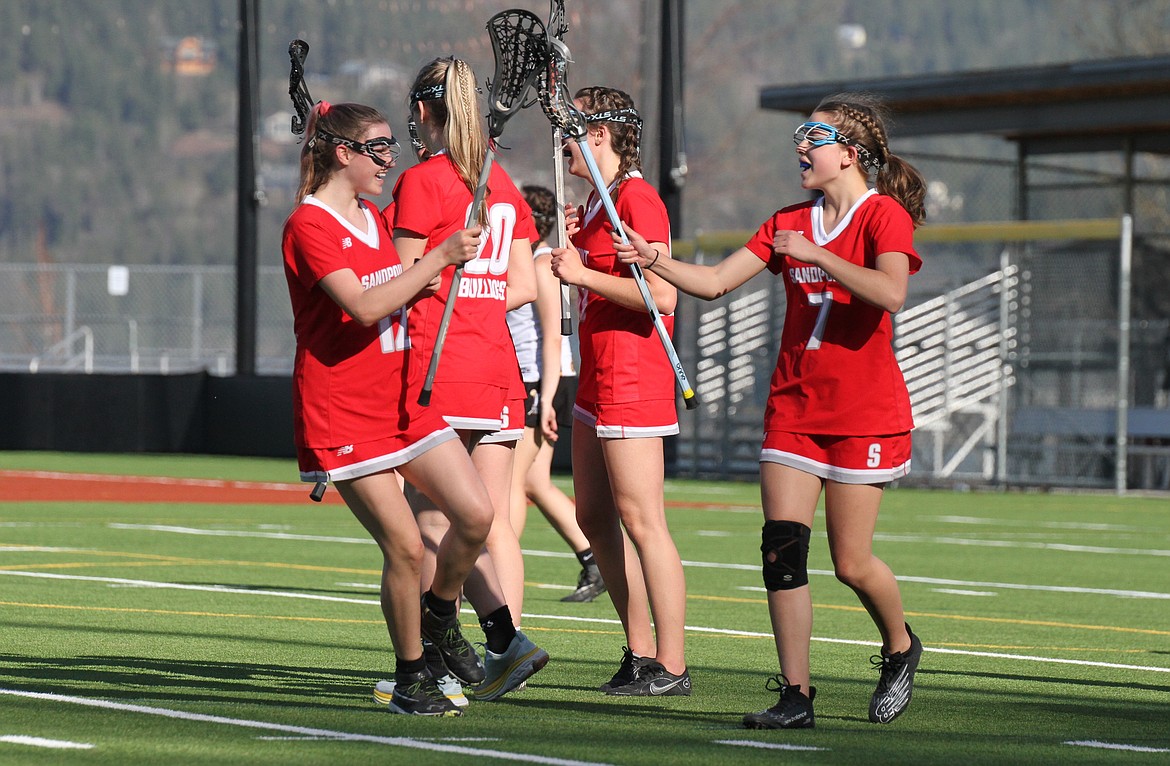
[746, 55, 1170, 490]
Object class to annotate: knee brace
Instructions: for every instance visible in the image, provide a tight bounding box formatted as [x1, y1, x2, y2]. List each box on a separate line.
[761, 520, 812, 591]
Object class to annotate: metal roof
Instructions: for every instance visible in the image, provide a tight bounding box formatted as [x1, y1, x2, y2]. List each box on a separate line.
[759, 55, 1170, 155]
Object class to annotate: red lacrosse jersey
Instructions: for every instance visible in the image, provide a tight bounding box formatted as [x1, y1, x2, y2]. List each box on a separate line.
[744, 190, 921, 436]
[283, 197, 442, 448]
[572, 174, 676, 406]
[390, 154, 535, 399]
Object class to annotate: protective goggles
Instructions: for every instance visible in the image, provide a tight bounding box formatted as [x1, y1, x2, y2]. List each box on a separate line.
[793, 121, 883, 172]
[793, 121, 850, 148]
[407, 120, 426, 154]
[310, 129, 400, 167]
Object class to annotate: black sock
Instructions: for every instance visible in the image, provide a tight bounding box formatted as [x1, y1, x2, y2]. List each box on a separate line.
[576, 549, 596, 569]
[395, 653, 427, 682]
[480, 606, 516, 653]
[423, 589, 457, 617]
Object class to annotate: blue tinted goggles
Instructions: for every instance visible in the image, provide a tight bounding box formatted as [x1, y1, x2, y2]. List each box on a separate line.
[793, 121, 849, 147]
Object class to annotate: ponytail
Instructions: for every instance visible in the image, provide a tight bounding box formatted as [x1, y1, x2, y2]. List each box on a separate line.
[815, 92, 927, 228]
[409, 57, 489, 225]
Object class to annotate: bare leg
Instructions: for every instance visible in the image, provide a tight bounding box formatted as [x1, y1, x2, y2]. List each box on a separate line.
[601, 435, 687, 675]
[470, 440, 524, 625]
[509, 425, 540, 540]
[823, 480, 911, 654]
[334, 471, 426, 661]
[759, 462, 823, 691]
[572, 424, 654, 657]
[526, 431, 590, 553]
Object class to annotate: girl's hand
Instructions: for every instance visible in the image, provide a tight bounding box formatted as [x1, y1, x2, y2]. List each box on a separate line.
[772, 230, 819, 265]
[438, 226, 483, 267]
[540, 400, 558, 443]
[550, 243, 586, 286]
[563, 204, 582, 238]
[612, 224, 658, 268]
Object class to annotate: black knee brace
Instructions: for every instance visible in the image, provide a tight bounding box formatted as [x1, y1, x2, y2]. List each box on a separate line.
[761, 520, 812, 591]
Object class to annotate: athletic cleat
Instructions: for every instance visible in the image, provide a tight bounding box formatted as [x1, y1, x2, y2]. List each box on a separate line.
[420, 598, 485, 685]
[560, 564, 606, 603]
[742, 675, 816, 729]
[374, 675, 468, 709]
[605, 661, 691, 696]
[380, 671, 461, 717]
[468, 630, 549, 701]
[869, 623, 923, 723]
[598, 646, 652, 692]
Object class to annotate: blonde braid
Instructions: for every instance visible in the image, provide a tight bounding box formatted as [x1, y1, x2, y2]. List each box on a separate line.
[443, 58, 489, 225]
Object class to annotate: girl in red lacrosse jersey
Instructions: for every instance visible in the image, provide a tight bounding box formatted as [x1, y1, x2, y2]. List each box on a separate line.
[616, 93, 928, 727]
[390, 55, 546, 702]
[550, 86, 690, 697]
[282, 100, 490, 717]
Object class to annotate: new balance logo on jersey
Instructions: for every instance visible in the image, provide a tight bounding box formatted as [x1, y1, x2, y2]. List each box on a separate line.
[341, 236, 353, 249]
[336, 445, 354, 456]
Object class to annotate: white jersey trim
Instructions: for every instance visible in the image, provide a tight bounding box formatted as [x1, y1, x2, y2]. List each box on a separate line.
[301, 196, 380, 249]
[300, 427, 459, 483]
[808, 188, 876, 247]
[759, 447, 911, 484]
[573, 404, 680, 439]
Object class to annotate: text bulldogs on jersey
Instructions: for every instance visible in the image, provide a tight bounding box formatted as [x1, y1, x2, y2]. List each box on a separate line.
[457, 277, 507, 300]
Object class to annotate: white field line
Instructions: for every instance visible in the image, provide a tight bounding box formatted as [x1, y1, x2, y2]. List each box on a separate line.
[108, 521, 1170, 559]
[8, 524, 1170, 601]
[1065, 740, 1170, 753]
[0, 735, 94, 750]
[715, 740, 829, 752]
[3, 569, 1169, 675]
[0, 689, 612, 766]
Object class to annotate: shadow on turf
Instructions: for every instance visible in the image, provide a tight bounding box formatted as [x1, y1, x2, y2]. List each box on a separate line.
[921, 666, 1170, 695]
[0, 652, 400, 712]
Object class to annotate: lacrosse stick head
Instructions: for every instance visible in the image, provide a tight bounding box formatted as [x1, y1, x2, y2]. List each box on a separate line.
[538, 37, 586, 140]
[484, 9, 548, 138]
[547, 0, 568, 41]
[288, 39, 314, 137]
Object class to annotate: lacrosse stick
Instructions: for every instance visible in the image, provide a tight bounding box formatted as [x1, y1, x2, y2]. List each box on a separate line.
[543, 1, 573, 335]
[418, 9, 549, 406]
[537, 40, 698, 409]
[288, 39, 329, 502]
[288, 40, 315, 139]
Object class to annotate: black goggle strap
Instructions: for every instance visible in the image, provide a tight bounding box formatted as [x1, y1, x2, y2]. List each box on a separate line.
[410, 82, 445, 105]
[584, 108, 643, 131]
[308, 129, 399, 166]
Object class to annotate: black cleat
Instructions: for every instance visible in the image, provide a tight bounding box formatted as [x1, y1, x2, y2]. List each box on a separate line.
[606, 661, 691, 696]
[561, 564, 606, 603]
[385, 670, 461, 717]
[420, 597, 485, 685]
[869, 623, 923, 723]
[742, 675, 816, 729]
[598, 646, 652, 692]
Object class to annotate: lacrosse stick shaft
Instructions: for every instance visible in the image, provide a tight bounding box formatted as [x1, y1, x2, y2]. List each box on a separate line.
[552, 127, 573, 336]
[575, 143, 697, 409]
[418, 149, 496, 406]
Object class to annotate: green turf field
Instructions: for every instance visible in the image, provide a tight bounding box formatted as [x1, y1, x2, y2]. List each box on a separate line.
[1, 452, 1167, 764]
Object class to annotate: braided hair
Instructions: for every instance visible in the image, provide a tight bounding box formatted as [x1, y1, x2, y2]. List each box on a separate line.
[522, 185, 557, 242]
[574, 86, 643, 186]
[295, 101, 387, 203]
[409, 56, 489, 225]
[814, 93, 927, 228]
